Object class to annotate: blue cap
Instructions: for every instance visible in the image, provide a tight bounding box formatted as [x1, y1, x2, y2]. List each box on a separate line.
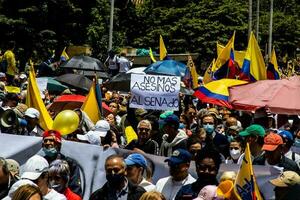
[124, 153, 147, 169]
[164, 114, 179, 124]
[278, 130, 293, 141]
[165, 149, 192, 166]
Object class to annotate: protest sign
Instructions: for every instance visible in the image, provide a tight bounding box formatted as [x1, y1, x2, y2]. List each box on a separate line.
[130, 74, 180, 111]
[36, 77, 48, 98]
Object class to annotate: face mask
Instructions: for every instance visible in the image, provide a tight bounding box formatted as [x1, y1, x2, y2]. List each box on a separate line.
[230, 149, 241, 160]
[203, 124, 214, 134]
[197, 172, 216, 183]
[50, 182, 65, 193]
[295, 138, 300, 147]
[106, 173, 125, 186]
[43, 147, 57, 157]
[179, 123, 185, 129]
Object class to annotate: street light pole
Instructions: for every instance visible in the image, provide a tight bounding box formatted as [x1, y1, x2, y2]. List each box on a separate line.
[256, 0, 260, 41]
[248, 0, 252, 40]
[268, 0, 273, 58]
[108, 0, 115, 51]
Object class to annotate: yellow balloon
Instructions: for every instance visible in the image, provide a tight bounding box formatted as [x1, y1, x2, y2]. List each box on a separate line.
[52, 110, 80, 135]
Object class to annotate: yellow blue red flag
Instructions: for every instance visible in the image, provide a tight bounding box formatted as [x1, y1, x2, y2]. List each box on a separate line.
[234, 143, 263, 200]
[217, 43, 246, 68]
[26, 66, 53, 130]
[213, 32, 239, 79]
[60, 47, 69, 61]
[187, 55, 199, 89]
[267, 48, 280, 80]
[159, 35, 168, 60]
[240, 32, 267, 81]
[203, 59, 214, 84]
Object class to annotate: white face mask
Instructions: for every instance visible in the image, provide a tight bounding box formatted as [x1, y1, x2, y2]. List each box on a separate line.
[230, 149, 241, 160]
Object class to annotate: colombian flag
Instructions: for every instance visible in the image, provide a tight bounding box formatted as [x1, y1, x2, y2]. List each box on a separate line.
[267, 48, 280, 80]
[60, 47, 69, 61]
[193, 79, 247, 108]
[213, 32, 239, 80]
[240, 32, 267, 82]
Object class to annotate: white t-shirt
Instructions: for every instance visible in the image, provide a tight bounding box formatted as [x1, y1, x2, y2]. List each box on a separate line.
[139, 178, 156, 192]
[118, 56, 131, 72]
[108, 55, 118, 70]
[155, 174, 196, 200]
[44, 189, 66, 200]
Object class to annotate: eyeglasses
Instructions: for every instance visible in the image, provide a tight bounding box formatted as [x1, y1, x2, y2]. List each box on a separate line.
[138, 128, 150, 132]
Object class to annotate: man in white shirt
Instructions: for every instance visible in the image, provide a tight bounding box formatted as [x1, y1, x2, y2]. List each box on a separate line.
[21, 155, 66, 200]
[155, 149, 195, 200]
[117, 53, 132, 73]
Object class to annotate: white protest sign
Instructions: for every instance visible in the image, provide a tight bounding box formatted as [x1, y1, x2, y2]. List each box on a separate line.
[36, 77, 48, 98]
[130, 74, 180, 111]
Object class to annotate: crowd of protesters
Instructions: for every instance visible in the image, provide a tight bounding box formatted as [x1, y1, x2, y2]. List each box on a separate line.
[1, 47, 300, 199]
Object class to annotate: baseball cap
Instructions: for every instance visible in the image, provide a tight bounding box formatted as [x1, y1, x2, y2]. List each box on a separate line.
[270, 171, 300, 187]
[21, 155, 49, 180]
[43, 130, 62, 143]
[0, 72, 6, 78]
[239, 124, 265, 137]
[194, 185, 217, 200]
[164, 114, 179, 124]
[19, 74, 27, 79]
[7, 179, 37, 199]
[124, 153, 147, 169]
[278, 130, 293, 142]
[24, 108, 40, 119]
[165, 149, 192, 166]
[262, 132, 283, 151]
[92, 120, 110, 137]
[77, 131, 101, 145]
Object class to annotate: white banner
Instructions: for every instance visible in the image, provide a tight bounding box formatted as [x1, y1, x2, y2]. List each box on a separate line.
[36, 77, 48, 98]
[129, 74, 181, 111]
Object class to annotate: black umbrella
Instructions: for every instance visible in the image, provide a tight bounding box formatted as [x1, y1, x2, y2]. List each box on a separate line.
[104, 73, 131, 92]
[55, 73, 93, 92]
[60, 55, 106, 71]
[77, 70, 110, 79]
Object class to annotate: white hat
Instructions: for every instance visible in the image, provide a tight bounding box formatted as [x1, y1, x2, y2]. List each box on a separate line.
[0, 72, 6, 78]
[21, 155, 49, 180]
[24, 108, 40, 119]
[77, 131, 101, 145]
[19, 74, 27, 79]
[93, 120, 110, 137]
[6, 179, 37, 199]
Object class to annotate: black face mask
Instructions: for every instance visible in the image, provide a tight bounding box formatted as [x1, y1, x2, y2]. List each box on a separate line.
[106, 173, 126, 186]
[197, 172, 217, 183]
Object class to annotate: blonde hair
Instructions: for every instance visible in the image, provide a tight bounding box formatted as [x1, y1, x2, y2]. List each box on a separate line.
[139, 191, 166, 200]
[12, 185, 42, 200]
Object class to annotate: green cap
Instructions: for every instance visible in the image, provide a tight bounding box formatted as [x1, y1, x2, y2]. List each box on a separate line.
[159, 111, 174, 119]
[239, 124, 265, 137]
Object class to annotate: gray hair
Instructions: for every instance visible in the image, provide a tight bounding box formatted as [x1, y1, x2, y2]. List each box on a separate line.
[49, 159, 70, 183]
[137, 120, 152, 130]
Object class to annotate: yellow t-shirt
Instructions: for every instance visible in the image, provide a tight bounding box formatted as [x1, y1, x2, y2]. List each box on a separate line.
[3, 50, 17, 75]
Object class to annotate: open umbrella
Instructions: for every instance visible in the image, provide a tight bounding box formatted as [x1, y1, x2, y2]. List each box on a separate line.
[46, 77, 68, 93]
[144, 60, 188, 77]
[49, 95, 86, 113]
[194, 79, 248, 108]
[60, 55, 105, 71]
[229, 76, 300, 114]
[55, 73, 93, 92]
[104, 73, 130, 92]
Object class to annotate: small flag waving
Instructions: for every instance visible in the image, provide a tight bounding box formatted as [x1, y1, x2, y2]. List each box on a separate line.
[240, 32, 267, 82]
[26, 66, 53, 130]
[60, 47, 69, 61]
[187, 55, 199, 89]
[203, 59, 215, 84]
[267, 48, 280, 80]
[149, 48, 157, 63]
[159, 35, 168, 60]
[81, 79, 102, 123]
[234, 143, 263, 200]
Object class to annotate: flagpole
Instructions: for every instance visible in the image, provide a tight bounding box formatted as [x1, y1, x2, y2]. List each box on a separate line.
[108, 0, 114, 51]
[248, 0, 253, 40]
[268, 0, 273, 59]
[256, 0, 260, 41]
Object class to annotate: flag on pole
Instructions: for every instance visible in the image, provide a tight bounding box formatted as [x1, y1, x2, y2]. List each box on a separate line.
[159, 35, 168, 60]
[60, 47, 69, 61]
[203, 59, 215, 84]
[217, 43, 246, 68]
[240, 32, 267, 82]
[234, 143, 263, 200]
[81, 78, 102, 124]
[149, 48, 157, 63]
[26, 66, 53, 130]
[187, 55, 199, 89]
[267, 48, 280, 80]
[212, 32, 239, 79]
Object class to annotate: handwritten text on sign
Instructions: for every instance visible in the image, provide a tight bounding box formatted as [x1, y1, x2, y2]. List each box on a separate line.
[130, 74, 180, 111]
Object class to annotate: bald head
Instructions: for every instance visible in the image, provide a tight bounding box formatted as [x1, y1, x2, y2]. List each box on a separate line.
[226, 117, 237, 128]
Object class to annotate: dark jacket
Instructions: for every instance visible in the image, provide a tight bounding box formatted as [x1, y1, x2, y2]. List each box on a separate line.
[253, 154, 300, 174]
[0, 174, 18, 199]
[125, 139, 159, 155]
[175, 178, 218, 200]
[89, 181, 146, 200]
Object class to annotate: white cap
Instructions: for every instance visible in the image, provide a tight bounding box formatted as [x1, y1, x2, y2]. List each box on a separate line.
[77, 131, 101, 145]
[7, 179, 37, 199]
[93, 120, 110, 137]
[0, 72, 6, 78]
[21, 155, 49, 180]
[19, 74, 27, 79]
[24, 108, 40, 119]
